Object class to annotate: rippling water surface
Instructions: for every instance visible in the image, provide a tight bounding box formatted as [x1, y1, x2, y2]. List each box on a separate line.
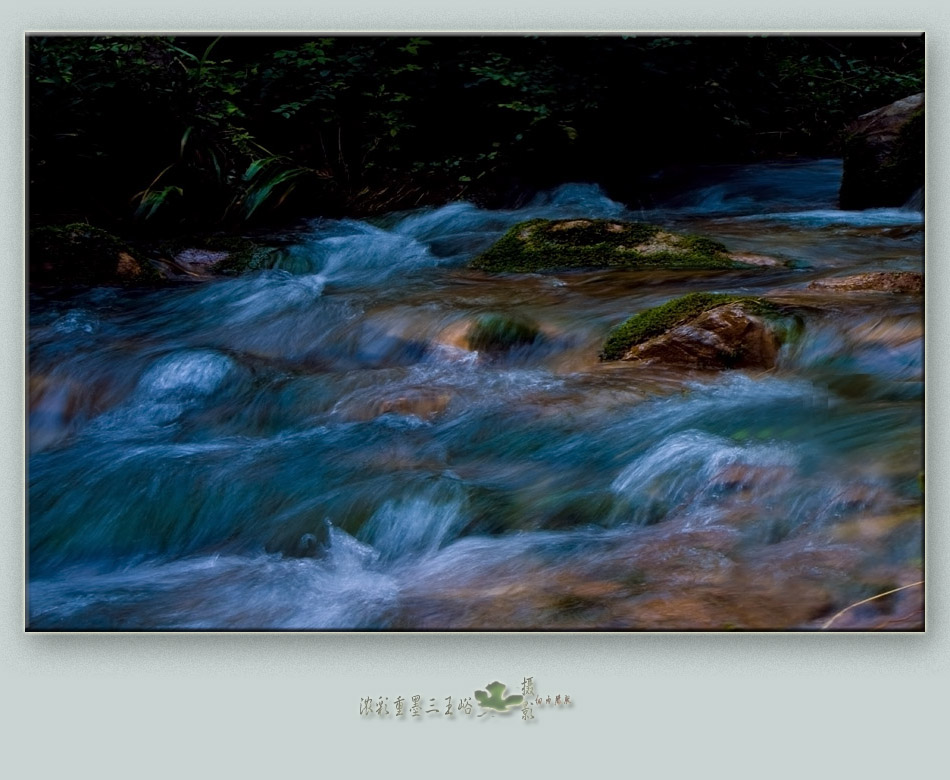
[28, 159, 924, 630]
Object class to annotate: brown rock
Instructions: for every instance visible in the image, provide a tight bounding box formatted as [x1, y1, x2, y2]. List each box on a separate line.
[116, 251, 140, 279]
[435, 320, 472, 351]
[622, 303, 782, 370]
[848, 93, 922, 146]
[808, 272, 922, 294]
[839, 93, 924, 209]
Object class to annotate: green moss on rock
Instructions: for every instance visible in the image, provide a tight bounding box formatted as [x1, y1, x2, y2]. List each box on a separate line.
[470, 218, 751, 273]
[30, 223, 160, 283]
[467, 314, 540, 352]
[207, 237, 277, 275]
[600, 292, 779, 361]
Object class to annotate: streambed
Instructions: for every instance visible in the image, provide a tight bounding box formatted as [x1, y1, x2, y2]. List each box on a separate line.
[28, 159, 924, 630]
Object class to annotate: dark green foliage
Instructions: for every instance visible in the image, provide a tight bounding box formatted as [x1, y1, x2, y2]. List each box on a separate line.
[470, 218, 742, 272]
[29, 35, 924, 231]
[599, 292, 779, 361]
[763, 40, 923, 149]
[466, 314, 540, 351]
[29, 36, 325, 229]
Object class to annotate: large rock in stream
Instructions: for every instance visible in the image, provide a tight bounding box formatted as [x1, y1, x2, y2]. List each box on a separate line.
[601, 292, 790, 370]
[839, 93, 924, 210]
[470, 218, 781, 273]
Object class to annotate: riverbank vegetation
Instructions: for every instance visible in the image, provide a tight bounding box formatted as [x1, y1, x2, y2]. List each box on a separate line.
[29, 35, 923, 235]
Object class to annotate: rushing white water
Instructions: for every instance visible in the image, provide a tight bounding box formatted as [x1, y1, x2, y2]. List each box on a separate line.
[28, 159, 924, 630]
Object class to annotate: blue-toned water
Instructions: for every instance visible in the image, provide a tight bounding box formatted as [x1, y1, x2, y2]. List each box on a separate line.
[28, 160, 924, 630]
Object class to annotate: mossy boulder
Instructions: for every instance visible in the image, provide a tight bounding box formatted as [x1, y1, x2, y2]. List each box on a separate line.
[601, 292, 789, 369]
[839, 93, 924, 210]
[470, 218, 765, 273]
[30, 223, 159, 284]
[466, 314, 541, 352]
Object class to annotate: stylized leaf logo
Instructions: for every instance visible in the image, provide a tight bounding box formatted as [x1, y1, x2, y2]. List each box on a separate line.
[474, 681, 524, 712]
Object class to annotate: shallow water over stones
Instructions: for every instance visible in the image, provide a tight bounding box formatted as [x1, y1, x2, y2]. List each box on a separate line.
[28, 160, 924, 630]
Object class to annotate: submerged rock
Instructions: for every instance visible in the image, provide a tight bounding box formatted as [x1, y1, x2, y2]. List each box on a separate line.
[470, 218, 771, 272]
[808, 271, 922, 294]
[465, 313, 541, 352]
[601, 292, 788, 369]
[336, 390, 453, 422]
[436, 313, 544, 355]
[839, 93, 924, 210]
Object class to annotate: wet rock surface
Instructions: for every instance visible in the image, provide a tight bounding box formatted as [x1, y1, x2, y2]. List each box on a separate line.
[620, 302, 784, 370]
[839, 93, 924, 209]
[470, 218, 770, 272]
[808, 271, 922, 294]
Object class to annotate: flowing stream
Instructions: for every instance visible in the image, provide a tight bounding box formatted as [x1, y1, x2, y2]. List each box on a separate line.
[28, 159, 924, 630]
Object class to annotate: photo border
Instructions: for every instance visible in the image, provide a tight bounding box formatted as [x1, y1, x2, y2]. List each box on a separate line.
[3, 2, 948, 773]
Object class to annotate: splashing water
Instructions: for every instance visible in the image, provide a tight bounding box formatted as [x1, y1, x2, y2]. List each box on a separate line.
[28, 159, 923, 630]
